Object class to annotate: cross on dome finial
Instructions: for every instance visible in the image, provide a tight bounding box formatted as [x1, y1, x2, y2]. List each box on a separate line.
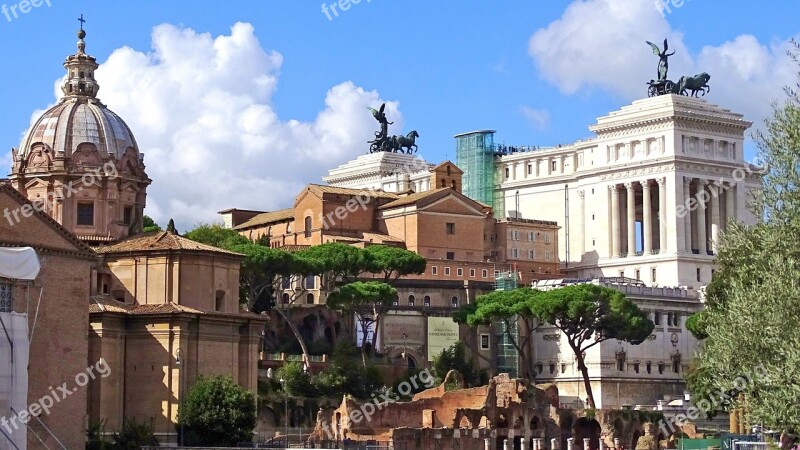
[76, 14, 86, 54]
[78, 13, 85, 30]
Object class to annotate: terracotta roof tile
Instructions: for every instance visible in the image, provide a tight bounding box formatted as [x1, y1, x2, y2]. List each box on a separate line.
[89, 300, 267, 320]
[94, 231, 242, 256]
[309, 184, 400, 199]
[233, 208, 295, 230]
[378, 188, 453, 209]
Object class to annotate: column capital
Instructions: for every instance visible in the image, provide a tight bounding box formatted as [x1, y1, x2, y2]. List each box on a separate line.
[639, 180, 651, 189]
[624, 181, 635, 191]
[656, 177, 667, 186]
[609, 184, 619, 192]
[683, 176, 692, 187]
[577, 189, 585, 198]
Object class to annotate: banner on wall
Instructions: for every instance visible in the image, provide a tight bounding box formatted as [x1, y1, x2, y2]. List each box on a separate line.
[427, 317, 460, 361]
[383, 314, 425, 346]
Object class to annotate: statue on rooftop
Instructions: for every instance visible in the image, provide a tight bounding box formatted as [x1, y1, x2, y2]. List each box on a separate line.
[367, 103, 419, 154]
[645, 38, 711, 98]
[647, 38, 674, 82]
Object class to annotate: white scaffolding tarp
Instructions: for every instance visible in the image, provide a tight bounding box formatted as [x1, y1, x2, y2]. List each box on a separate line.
[0, 312, 29, 450]
[0, 248, 40, 281]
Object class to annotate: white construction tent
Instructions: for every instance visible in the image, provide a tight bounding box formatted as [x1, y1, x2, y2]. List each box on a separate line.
[0, 247, 40, 450]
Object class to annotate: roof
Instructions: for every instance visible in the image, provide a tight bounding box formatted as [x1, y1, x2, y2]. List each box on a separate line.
[453, 130, 496, 138]
[0, 182, 95, 256]
[218, 208, 265, 214]
[379, 188, 456, 209]
[430, 161, 463, 174]
[307, 184, 400, 199]
[233, 208, 294, 230]
[89, 299, 266, 320]
[94, 230, 243, 256]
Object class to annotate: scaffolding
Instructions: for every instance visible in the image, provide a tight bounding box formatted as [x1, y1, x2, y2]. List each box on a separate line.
[492, 271, 519, 377]
[455, 130, 498, 214]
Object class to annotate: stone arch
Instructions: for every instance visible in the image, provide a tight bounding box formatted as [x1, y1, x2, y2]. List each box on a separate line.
[479, 415, 490, 428]
[458, 414, 472, 429]
[632, 429, 643, 449]
[530, 415, 541, 431]
[573, 417, 602, 450]
[561, 414, 575, 450]
[613, 418, 625, 438]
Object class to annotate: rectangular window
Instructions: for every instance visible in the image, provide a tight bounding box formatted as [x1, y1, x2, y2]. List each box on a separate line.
[446, 222, 455, 234]
[672, 359, 680, 374]
[545, 251, 552, 261]
[529, 232, 535, 241]
[446, 251, 455, 260]
[505, 167, 510, 179]
[635, 269, 641, 281]
[0, 282, 12, 313]
[304, 274, 315, 289]
[527, 164, 532, 175]
[651, 268, 657, 283]
[551, 160, 557, 171]
[480, 334, 490, 350]
[432, 266, 438, 276]
[653, 312, 661, 326]
[697, 268, 701, 282]
[123, 206, 133, 225]
[510, 230, 519, 241]
[482, 269, 488, 278]
[456, 268, 463, 277]
[77, 202, 94, 226]
[528, 250, 535, 260]
[511, 248, 519, 258]
[561, 363, 567, 374]
[544, 233, 551, 244]
[444, 267, 451, 276]
[469, 269, 476, 277]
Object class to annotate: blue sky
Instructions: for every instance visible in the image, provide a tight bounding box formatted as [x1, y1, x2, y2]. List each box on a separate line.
[0, 0, 797, 229]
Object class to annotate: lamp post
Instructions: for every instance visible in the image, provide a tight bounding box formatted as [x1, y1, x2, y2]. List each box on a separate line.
[280, 377, 288, 446]
[175, 348, 184, 446]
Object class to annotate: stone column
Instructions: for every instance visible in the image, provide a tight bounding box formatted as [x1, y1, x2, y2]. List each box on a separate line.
[584, 438, 591, 450]
[696, 182, 707, 254]
[578, 189, 586, 259]
[599, 438, 606, 450]
[552, 438, 559, 450]
[504, 438, 510, 450]
[610, 185, 620, 258]
[710, 184, 720, 252]
[658, 178, 667, 253]
[521, 437, 527, 450]
[626, 182, 636, 256]
[486, 437, 492, 450]
[641, 180, 652, 254]
[683, 177, 693, 252]
[568, 438, 575, 450]
[725, 182, 736, 226]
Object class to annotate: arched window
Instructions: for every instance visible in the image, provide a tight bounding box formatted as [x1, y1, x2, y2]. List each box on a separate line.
[451, 296, 459, 308]
[408, 295, 415, 306]
[440, 179, 446, 188]
[446, 165, 451, 176]
[450, 180, 456, 189]
[304, 216, 312, 238]
[423, 296, 431, 307]
[282, 293, 290, 304]
[306, 293, 315, 305]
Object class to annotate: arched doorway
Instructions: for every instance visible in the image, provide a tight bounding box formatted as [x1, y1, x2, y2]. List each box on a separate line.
[573, 417, 602, 450]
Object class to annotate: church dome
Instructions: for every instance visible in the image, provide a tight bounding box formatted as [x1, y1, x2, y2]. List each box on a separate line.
[19, 100, 139, 160]
[16, 27, 140, 161]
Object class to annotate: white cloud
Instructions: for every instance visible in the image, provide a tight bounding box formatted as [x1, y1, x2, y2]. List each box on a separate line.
[74, 22, 401, 229]
[520, 106, 551, 131]
[528, 0, 797, 134]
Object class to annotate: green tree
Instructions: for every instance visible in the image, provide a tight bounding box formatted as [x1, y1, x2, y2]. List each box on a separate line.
[326, 281, 397, 367]
[142, 215, 161, 233]
[363, 245, 426, 282]
[457, 288, 543, 380]
[300, 242, 373, 292]
[311, 342, 384, 399]
[530, 284, 653, 408]
[185, 224, 318, 366]
[686, 47, 800, 431]
[431, 342, 485, 388]
[176, 375, 256, 447]
[86, 420, 112, 450]
[111, 419, 158, 450]
[275, 361, 317, 398]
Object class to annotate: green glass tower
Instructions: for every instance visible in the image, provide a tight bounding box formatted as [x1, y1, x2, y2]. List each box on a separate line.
[455, 130, 501, 215]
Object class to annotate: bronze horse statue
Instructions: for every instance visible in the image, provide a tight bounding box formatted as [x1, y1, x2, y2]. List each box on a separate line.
[678, 73, 711, 97]
[395, 130, 419, 154]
